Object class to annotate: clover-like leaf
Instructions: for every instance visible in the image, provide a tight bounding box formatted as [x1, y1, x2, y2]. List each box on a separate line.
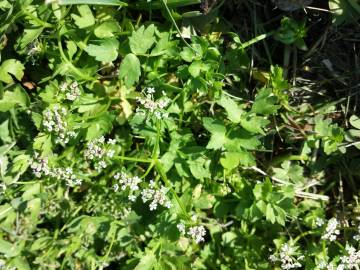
[129, 24, 156, 55]
[71, 5, 95, 29]
[85, 38, 119, 62]
[0, 59, 25, 83]
[119, 53, 141, 88]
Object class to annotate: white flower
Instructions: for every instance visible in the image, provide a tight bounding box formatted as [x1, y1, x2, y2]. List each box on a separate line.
[188, 225, 206, 243]
[136, 87, 170, 119]
[270, 242, 303, 270]
[177, 223, 186, 234]
[114, 184, 119, 192]
[353, 225, 360, 241]
[45, 0, 58, 5]
[316, 218, 325, 227]
[84, 137, 116, 172]
[146, 87, 155, 94]
[60, 81, 81, 101]
[108, 138, 116, 145]
[128, 195, 137, 202]
[322, 218, 340, 242]
[338, 245, 360, 269]
[31, 154, 82, 186]
[30, 153, 51, 178]
[141, 183, 172, 211]
[116, 173, 142, 191]
[42, 106, 75, 145]
[107, 150, 115, 158]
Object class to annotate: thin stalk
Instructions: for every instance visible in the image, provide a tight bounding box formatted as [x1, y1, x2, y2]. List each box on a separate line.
[159, 0, 199, 55]
[113, 156, 153, 163]
[155, 161, 191, 220]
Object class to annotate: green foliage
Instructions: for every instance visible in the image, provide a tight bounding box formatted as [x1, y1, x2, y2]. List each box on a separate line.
[0, 1, 358, 270]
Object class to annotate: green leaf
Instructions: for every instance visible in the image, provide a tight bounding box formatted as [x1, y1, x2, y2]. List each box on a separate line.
[266, 203, 276, 223]
[350, 115, 360, 129]
[329, 0, 360, 25]
[251, 88, 280, 115]
[33, 134, 52, 155]
[216, 94, 243, 123]
[188, 60, 210, 77]
[314, 116, 332, 137]
[220, 152, 241, 170]
[60, 0, 127, 5]
[274, 205, 286, 226]
[188, 157, 211, 180]
[0, 239, 22, 257]
[225, 128, 261, 150]
[0, 119, 11, 143]
[94, 21, 121, 38]
[9, 257, 31, 270]
[85, 38, 119, 62]
[85, 113, 114, 140]
[203, 117, 227, 149]
[255, 200, 267, 213]
[17, 27, 44, 49]
[66, 40, 78, 59]
[0, 59, 25, 83]
[119, 53, 141, 88]
[0, 85, 30, 111]
[240, 114, 269, 135]
[129, 24, 156, 55]
[134, 253, 157, 270]
[193, 193, 216, 209]
[180, 47, 196, 62]
[71, 5, 95, 29]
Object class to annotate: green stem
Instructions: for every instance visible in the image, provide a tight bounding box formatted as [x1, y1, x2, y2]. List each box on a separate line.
[155, 160, 191, 220]
[113, 156, 153, 163]
[57, 37, 96, 81]
[239, 31, 274, 50]
[102, 230, 117, 263]
[293, 230, 316, 243]
[159, 0, 199, 55]
[22, 9, 54, 28]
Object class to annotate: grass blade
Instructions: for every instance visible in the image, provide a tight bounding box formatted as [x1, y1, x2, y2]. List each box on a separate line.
[59, 0, 127, 6]
[133, 0, 201, 9]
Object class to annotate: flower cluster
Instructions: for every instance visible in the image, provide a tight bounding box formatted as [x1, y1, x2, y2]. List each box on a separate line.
[30, 153, 81, 186]
[84, 137, 116, 172]
[316, 217, 325, 227]
[270, 243, 304, 270]
[188, 225, 207, 243]
[113, 172, 142, 202]
[322, 218, 340, 242]
[141, 180, 172, 210]
[338, 245, 360, 270]
[42, 105, 76, 144]
[60, 81, 81, 101]
[30, 153, 51, 177]
[136, 87, 170, 119]
[353, 225, 360, 241]
[26, 40, 42, 64]
[177, 223, 206, 243]
[52, 167, 82, 186]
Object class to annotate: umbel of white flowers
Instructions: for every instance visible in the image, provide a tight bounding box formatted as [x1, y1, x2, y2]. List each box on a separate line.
[136, 87, 170, 119]
[322, 218, 340, 242]
[60, 81, 81, 101]
[30, 153, 82, 187]
[84, 136, 115, 172]
[141, 180, 172, 210]
[42, 105, 76, 145]
[269, 242, 304, 270]
[113, 172, 142, 202]
[177, 223, 206, 244]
